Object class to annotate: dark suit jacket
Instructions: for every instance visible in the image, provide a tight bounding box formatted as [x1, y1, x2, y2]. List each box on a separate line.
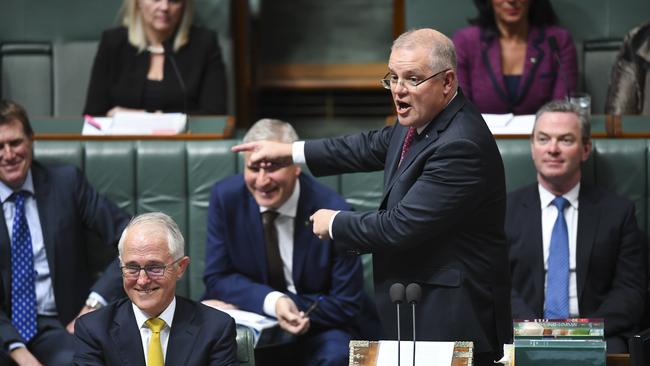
[304, 90, 512, 357]
[507, 183, 646, 342]
[83, 26, 227, 116]
[0, 161, 130, 348]
[203, 173, 365, 331]
[73, 296, 238, 365]
[452, 25, 577, 115]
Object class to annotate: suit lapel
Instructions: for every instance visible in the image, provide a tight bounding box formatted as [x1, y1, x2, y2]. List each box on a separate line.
[110, 301, 146, 365]
[245, 195, 268, 280]
[31, 163, 58, 285]
[521, 186, 546, 313]
[382, 91, 466, 205]
[292, 175, 312, 287]
[480, 30, 511, 109]
[515, 26, 546, 105]
[0, 202, 10, 308]
[166, 298, 200, 364]
[576, 185, 599, 301]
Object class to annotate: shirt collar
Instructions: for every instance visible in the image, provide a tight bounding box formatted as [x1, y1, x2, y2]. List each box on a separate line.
[259, 179, 300, 219]
[132, 296, 176, 330]
[538, 182, 580, 210]
[0, 169, 35, 203]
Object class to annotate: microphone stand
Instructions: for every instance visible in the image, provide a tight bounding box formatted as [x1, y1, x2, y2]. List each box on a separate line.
[406, 283, 422, 366]
[389, 283, 405, 366]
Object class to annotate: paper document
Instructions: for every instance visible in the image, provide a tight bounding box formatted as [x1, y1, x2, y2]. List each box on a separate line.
[375, 341, 455, 366]
[486, 114, 536, 135]
[216, 308, 278, 332]
[82, 112, 187, 135]
[483, 113, 514, 128]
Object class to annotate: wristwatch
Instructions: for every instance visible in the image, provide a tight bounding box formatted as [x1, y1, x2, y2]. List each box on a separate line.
[85, 297, 103, 310]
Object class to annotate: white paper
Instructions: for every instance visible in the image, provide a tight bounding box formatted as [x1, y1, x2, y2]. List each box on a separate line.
[375, 341, 455, 366]
[483, 113, 514, 128]
[82, 117, 113, 135]
[216, 308, 278, 332]
[82, 112, 187, 135]
[487, 114, 536, 135]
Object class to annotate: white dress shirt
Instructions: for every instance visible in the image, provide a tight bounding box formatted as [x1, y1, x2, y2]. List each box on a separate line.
[133, 297, 176, 365]
[261, 181, 301, 317]
[1, 171, 57, 316]
[538, 183, 580, 317]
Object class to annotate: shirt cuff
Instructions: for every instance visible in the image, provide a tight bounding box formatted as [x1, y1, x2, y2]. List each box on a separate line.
[328, 211, 340, 240]
[292, 141, 306, 164]
[263, 291, 286, 318]
[8, 342, 26, 351]
[88, 291, 108, 306]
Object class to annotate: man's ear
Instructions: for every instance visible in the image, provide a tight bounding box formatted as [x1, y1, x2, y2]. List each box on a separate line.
[175, 256, 190, 279]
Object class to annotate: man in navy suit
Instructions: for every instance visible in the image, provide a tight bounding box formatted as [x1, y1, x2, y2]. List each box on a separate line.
[203, 119, 367, 366]
[74, 212, 238, 365]
[0, 100, 130, 365]
[507, 100, 646, 353]
[233, 29, 512, 365]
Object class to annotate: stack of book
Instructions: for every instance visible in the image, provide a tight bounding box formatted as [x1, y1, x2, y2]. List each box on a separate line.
[513, 318, 606, 366]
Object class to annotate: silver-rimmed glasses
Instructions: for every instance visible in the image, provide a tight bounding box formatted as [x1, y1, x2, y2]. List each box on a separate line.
[380, 68, 450, 90]
[121, 257, 183, 279]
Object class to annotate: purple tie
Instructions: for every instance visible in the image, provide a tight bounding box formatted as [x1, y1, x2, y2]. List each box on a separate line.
[399, 127, 417, 166]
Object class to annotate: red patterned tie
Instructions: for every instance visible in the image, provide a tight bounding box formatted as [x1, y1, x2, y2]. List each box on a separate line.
[399, 127, 417, 166]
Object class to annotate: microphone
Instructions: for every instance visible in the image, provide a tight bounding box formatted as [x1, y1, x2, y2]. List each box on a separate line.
[548, 36, 570, 100]
[162, 41, 188, 115]
[406, 283, 422, 366]
[390, 283, 406, 366]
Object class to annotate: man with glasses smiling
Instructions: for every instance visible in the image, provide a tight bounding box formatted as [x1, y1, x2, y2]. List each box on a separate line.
[233, 28, 512, 365]
[73, 212, 238, 365]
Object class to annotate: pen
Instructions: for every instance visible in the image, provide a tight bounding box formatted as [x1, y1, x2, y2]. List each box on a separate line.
[84, 114, 102, 130]
[303, 296, 323, 317]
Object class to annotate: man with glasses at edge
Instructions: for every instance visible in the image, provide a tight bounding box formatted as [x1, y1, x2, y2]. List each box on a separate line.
[233, 28, 512, 365]
[73, 212, 238, 365]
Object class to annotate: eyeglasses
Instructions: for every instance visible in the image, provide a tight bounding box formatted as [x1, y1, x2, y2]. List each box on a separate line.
[380, 68, 450, 90]
[121, 257, 183, 279]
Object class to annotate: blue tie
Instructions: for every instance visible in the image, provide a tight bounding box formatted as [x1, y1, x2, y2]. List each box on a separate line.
[544, 196, 570, 319]
[10, 191, 38, 341]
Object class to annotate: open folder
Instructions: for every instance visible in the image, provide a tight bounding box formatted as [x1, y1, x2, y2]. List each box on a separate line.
[82, 112, 187, 135]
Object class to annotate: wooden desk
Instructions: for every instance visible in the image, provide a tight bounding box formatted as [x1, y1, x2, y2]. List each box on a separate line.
[349, 340, 473, 366]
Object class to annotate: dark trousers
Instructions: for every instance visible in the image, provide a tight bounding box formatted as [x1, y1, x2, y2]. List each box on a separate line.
[0, 316, 75, 366]
[255, 327, 350, 366]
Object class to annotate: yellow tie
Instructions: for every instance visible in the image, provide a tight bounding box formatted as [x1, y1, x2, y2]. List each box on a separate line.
[145, 318, 166, 366]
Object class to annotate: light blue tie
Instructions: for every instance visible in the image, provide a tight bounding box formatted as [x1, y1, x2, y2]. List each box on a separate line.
[544, 196, 570, 319]
[10, 191, 38, 341]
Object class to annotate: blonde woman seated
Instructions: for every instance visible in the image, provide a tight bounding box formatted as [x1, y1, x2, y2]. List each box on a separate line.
[84, 0, 227, 116]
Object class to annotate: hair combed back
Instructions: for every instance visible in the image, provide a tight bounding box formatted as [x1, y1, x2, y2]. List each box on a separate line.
[243, 118, 299, 144]
[392, 28, 457, 73]
[118, 212, 185, 261]
[0, 99, 34, 138]
[120, 0, 194, 53]
[534, 99, 591, 142]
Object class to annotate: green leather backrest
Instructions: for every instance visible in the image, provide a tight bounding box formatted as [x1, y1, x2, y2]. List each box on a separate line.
[33, 139, 239, 300]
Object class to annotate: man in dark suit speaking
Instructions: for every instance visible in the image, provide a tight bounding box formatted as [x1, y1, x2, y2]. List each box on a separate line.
[233, 28, 512, 365]
[0, 100, 130, 365]
[74, 212, 238, 365]
[506, 100, 646, 353]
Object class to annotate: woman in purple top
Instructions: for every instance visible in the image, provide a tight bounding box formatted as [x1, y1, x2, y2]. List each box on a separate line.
[452, 0, 577, 115]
